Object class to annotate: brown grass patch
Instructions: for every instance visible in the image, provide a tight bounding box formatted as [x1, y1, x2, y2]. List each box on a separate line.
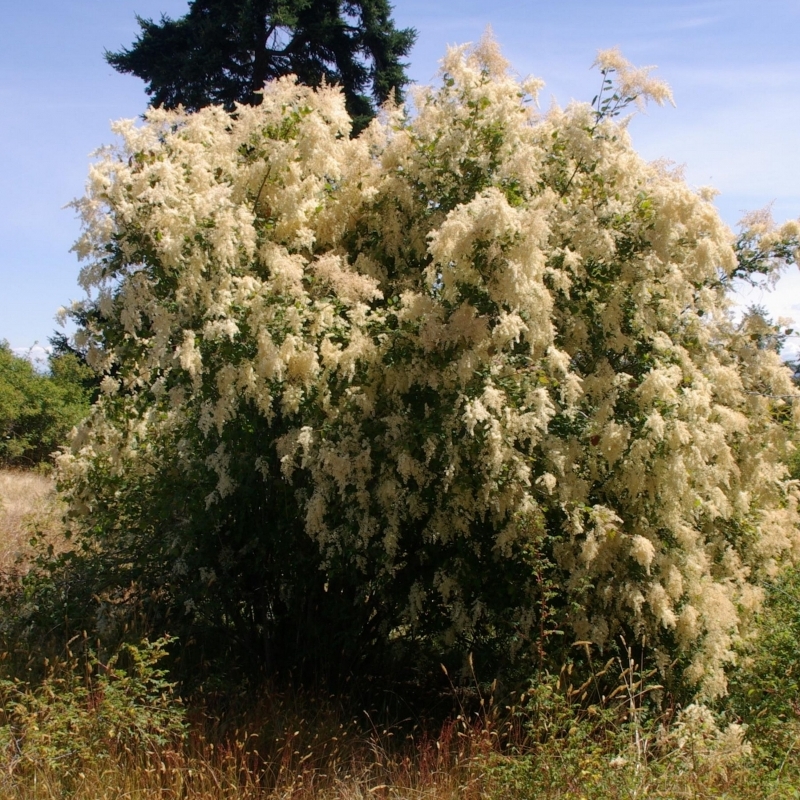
[0, 469, 66, 575]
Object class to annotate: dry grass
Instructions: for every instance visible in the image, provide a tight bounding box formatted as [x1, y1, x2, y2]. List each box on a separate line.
[0, 469, 66, 575]
[0, 736, 487, 800]
[0, 708, 791, 800]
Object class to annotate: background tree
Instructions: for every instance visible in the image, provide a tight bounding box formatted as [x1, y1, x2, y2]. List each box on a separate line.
[0, 343, 91, 468]
[106, 0, 416, 133]
[48, 330, 101, 404]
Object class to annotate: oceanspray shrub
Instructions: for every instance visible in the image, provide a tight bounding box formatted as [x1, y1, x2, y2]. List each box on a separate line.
[59, 37, 800, 695]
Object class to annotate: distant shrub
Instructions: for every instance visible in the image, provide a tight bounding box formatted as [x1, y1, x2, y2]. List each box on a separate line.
[0, 343, 91, 468]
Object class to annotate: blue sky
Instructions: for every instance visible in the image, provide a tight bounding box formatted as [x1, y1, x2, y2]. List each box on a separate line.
[2, 0, 799, 358]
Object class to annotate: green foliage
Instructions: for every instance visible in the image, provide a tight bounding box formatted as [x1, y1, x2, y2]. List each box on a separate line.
[732, 220, 799, 284]
[725, 565, 800, 767]
[0, 343, 91, 468]
[481, 659, 796, 800]
[48, 330, 101, 402]
[0, 637, 186, 787]
[106, 0, 416, 134]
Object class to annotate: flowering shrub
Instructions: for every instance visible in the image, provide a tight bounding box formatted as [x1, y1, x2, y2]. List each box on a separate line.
[60, 36, 800, 695]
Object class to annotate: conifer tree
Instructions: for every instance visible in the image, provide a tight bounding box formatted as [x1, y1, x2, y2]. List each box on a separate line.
[106, 0, 415, 133]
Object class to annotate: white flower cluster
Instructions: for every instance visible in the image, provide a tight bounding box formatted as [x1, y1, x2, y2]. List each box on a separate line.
[61, 35, 800, 697]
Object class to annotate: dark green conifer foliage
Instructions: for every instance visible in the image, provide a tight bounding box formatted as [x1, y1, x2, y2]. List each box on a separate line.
[106, 0, 416, 133]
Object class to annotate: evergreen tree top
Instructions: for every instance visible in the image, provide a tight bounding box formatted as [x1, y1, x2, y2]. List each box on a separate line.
[106, 0, 416, 134]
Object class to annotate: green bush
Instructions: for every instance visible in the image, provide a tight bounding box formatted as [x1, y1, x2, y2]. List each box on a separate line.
[0, 343, 91, 468]
[0, 637, 186, 787]
[726, 565, 800, 767]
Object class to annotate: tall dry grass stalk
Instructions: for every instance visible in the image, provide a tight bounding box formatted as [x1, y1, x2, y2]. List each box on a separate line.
[0, 706, 492, 800]
[0, 704, 786, 800]
[0, 470, 66, 575]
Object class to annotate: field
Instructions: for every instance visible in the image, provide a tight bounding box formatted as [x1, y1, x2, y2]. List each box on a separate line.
[0, 470, 66, 576]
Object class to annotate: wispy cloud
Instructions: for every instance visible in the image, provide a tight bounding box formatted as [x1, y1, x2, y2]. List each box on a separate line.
[666, 15, 723, 31]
